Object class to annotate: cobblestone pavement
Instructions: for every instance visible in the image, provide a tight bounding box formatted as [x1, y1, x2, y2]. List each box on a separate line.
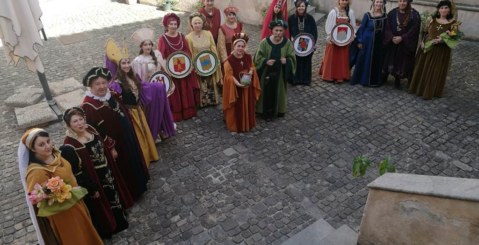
[1, 0, 479, 244]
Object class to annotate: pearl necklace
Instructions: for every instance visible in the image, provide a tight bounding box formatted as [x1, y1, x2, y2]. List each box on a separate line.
[163, 33, 184, 51]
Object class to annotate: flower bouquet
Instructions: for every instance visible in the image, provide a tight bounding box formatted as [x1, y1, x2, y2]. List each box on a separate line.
[28, 176, 88, 217]
[424, 22, 464, 53]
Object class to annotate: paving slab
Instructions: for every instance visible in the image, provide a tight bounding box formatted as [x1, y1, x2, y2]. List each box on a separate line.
[281, 219, 335, 245]
[14, 102, 59, 128]
[320, 225, 358, 245]
[54, 89, 85, 111]
[48, 77, 83, 96]
[4, 88, 44, 107]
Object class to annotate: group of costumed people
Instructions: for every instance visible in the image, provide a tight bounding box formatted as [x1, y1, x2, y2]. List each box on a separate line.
[333, 0, 461, 100]
[18, 0, 463, 243]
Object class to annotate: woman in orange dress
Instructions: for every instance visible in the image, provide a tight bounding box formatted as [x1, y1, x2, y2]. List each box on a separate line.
[223, 33, 261, 132]
[319, 0, 356, 83]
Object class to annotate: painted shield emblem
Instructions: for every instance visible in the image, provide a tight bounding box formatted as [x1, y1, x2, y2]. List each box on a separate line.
[293, 33, 315, 57]
[173, 56, 186, 73]
[331, 22, 355, 47]
[193, 50, 219, 77]
[166, 51, 193, 78]
[149, 71, 176, 97]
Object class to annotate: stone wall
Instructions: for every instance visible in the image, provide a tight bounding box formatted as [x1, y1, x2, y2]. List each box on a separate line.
[358, 173, 479, 245]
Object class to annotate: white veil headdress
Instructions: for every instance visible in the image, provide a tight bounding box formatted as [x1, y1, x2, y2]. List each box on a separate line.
[18, 140, 45, 245]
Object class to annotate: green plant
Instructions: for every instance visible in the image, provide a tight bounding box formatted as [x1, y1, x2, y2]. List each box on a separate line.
[352, 156, 396, 177]
[192, 0, 203, 10]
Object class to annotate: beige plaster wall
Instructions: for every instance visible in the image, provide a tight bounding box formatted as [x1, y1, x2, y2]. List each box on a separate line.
[139, 0, 479, 39]
[358, 189, 479, 245]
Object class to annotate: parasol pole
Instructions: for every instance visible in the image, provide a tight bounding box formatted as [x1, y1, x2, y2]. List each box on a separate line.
[34, 57, 62, 117]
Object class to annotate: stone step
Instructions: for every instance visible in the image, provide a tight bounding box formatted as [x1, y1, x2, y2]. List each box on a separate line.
[15, 102, 60, 128]
[320, 224, 358, 245]
[281, 219, 335, 245]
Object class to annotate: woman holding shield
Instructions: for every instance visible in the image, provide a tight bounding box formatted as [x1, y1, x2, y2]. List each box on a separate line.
[158, 13, 199, 122]
[288, 0, 318, 86]
[319, 0, 356, 83]
[186, 12, 222, 107]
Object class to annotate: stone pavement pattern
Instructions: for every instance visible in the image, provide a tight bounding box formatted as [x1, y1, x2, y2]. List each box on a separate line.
[1, 0, 478, 244]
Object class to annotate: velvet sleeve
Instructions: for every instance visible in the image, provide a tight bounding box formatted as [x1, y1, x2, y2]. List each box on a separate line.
[356, 13, 369, 44]
[222, 61, 238, 111]
[217, 28, 227, 62]
[59, 145, 97, 195]
[254, 40, 269, 70]
[401, 10, 421, 51]
[383, 12, 394, 45]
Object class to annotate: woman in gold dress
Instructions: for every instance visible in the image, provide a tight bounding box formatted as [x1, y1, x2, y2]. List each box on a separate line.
[185, 12, 222, 107]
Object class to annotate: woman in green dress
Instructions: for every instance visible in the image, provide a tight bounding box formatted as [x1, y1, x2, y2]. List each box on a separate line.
[409, 0, 461, 99]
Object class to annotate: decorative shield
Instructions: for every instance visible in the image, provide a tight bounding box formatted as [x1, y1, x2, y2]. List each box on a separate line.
[149, 71, 176, 97]
[193, 50, 219, 77]
[166, 51, 193, 78]
[292, 33, 315, 57]
[330, 22, 355, 47]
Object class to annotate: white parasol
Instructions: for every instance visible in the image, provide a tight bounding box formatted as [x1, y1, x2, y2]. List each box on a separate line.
[0, 0, 59, 112]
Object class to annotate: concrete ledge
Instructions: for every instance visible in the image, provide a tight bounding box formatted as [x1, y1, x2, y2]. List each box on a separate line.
[368, 173, 479, 202]
[49, 77, 84, 96]
[15, 102, 59, 128]
[54, 89, 85, 111]
[5, 88, 44, 107]
[359, 173, 479, 245]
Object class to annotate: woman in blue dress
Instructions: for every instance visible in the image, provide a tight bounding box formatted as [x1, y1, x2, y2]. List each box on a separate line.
[350, 0, 387, 87]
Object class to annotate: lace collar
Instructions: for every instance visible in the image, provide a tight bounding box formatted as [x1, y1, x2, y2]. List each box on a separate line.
[85, 90, 111, 102]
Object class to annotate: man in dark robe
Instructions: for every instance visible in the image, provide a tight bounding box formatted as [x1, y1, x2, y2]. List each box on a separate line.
[382, 0, 420, 89]
[81, 67, 149, 201]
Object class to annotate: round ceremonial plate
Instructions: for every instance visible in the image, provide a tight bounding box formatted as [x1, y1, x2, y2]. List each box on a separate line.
[292, 33, 315, 57]
[149, 71, 176, 97]
[330, 22, 355, 47]
[193, 50, 219, 77]
[166, 51, 193, 79]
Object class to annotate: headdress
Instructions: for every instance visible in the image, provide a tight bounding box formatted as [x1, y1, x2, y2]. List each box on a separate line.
[163, 13, 181, 27]
[294, 0, 309, 7]
[269, 19, 288, 30]
[130, 27, 155, 47]
[21, 128, 47, 150]
[189, 12, 209, 30]
[224, 6, 239, 15]
[105, 38, 129, 66]
[82, 67, 112, 87]
[232, 33, 249, 46]
[63, 107, 85, 125]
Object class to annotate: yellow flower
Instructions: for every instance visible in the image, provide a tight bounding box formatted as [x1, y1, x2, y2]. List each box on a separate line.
[449, 30, 457, 36]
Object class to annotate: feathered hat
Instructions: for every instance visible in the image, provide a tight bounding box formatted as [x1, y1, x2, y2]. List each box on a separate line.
[130, 27, 155, 47]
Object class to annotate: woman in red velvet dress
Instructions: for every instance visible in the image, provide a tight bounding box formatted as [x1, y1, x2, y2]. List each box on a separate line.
[157, 13, 199, 122]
